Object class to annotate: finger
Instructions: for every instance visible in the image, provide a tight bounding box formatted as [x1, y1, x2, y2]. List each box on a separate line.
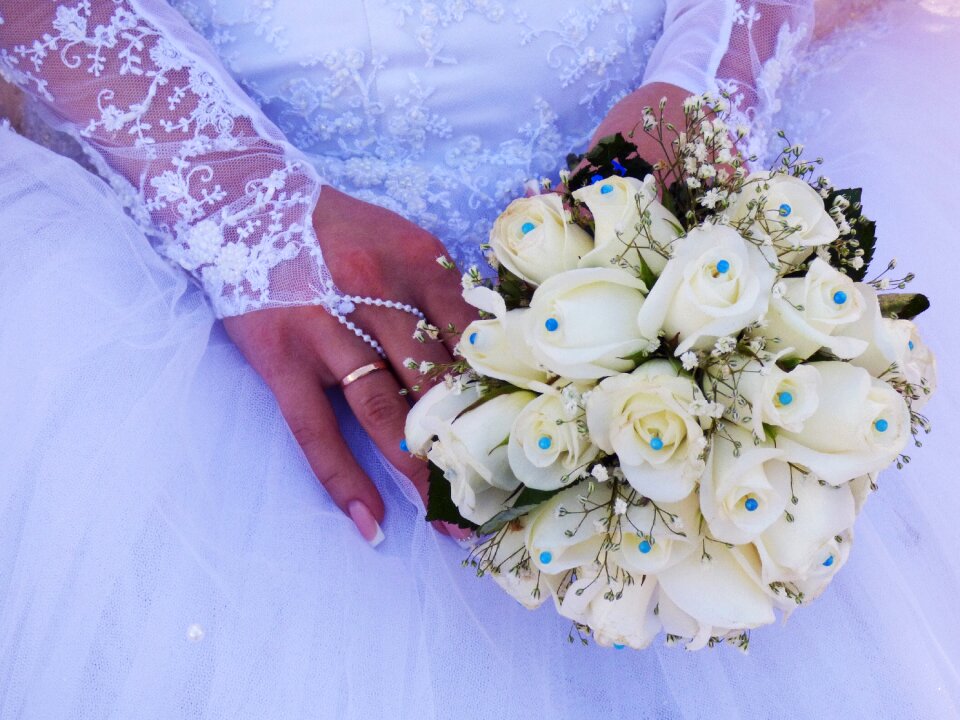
[415, 256, 478, 355]
[271, 365, 387, 546]
[339, 365, 433, 507]
[350, 305, 453, 400]
[310, 325, 434, 508]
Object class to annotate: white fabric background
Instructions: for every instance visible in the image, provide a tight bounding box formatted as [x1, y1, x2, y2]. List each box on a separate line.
[1, 2, 959, 718]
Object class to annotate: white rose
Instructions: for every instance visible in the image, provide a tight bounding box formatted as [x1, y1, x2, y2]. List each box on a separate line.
[657, 543, 775, 634]
[614, 491, 699, 576]
[525, 483, 609, 574]
[586, 360, 706, 502]
[507, 390, 599, 491]
[699, 426, 792, 545]
[556, 563, 661, 650]
[488, 515, 563, 610]
[755, 472, 856, 611]
[459, 310, 552, 389]
[636, 224, 776, 355]
[489, 194, 593, 285]
[428, 391, 536, 525]
[844, 289, 909, 377]
[759, 258, 869, 361]
[528, 268, 651, 379]
[573, 175, 679, 276]
[709, 355, 821, 437]
[777, 361, 911, 484]
[845, 293, 938, 408]
[900, 322, 937, 409]
[404, 380, 482, 456]
[656, 591, 753, 651]
[726, 171, 839, 268]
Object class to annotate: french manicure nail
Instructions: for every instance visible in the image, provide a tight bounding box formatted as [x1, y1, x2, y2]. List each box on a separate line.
[348, 500, 385, 547]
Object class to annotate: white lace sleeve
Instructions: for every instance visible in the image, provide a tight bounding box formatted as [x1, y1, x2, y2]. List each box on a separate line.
[0, 0, 349, 319]
[642, 0, 815, 161]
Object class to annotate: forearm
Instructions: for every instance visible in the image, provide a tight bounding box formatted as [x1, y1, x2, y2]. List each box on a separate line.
[0, 0, 330, 318]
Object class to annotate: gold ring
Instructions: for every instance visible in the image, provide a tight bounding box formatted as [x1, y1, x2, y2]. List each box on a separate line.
[339, 361, 388, 388]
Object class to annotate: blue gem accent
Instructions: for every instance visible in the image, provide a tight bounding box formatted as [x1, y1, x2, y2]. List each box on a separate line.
[613, 643, 625, 650]
[400, 439, 409, 453]
[600, 184, 614, 195]
[823, 555, 835, 568]
[539, 551, 553, 565]
[777, 391, 794, 406]
[874, 418, 889, 433]
[469, 332, 478, 345]
[716, 259, 730, 274]
[909, 341, 915, 350]
[639, 540, 652, 554]
[590, 174, 604, 184]
[833, 291, 848, 305]
[778, 203, 792, 217]
[650, 437, 664, 451]
[744, 497, 759, 512]
[545, 318, 559, 332]
[538, 436, 552, 450]
[521, 221, 536, 235]
[612, 160, 627, 176]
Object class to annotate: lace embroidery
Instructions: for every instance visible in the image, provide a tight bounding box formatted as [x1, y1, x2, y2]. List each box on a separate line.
[721, 1, 814, 167]
[168, 0, 660, 269]
[0, 0, 347, 320]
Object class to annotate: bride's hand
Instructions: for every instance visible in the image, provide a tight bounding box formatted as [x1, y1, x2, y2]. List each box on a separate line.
[224, 187, 475, 545]
[588, 82, 693, 178]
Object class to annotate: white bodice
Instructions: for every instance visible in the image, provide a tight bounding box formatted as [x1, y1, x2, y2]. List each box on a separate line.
[1, 0, 812, 321]
[169, 0, 667, 267]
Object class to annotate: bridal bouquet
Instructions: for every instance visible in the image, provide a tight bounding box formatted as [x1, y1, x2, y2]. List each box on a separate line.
[403, 93, 936, 651]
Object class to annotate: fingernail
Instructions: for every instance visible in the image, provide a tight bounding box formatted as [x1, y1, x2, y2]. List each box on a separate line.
[348, 500, 385, 548]
[444, 522, 474, 545]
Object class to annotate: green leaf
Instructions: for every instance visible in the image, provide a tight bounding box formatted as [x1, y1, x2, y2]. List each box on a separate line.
[496, 264, 534, 310]
[452, 382, 521, 423]
[636, 251, 658, 292]
[566, 133, 655, 192]
[826, 188, 876, 281]
[878, 292, 931, 320]
[474, 484, 570, 537]
[425, 462, 478, 529]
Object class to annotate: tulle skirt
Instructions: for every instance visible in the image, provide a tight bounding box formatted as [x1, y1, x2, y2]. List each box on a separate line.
[1, 3, 959, 717]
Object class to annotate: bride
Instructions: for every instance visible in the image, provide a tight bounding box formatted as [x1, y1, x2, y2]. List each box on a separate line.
[0, 0, 957, 717]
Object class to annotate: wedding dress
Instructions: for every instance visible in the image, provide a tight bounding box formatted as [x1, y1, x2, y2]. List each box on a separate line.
[0, 1, 957, 718]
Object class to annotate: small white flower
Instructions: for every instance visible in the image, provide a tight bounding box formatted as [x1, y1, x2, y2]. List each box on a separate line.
[461, 267, 480, 291]
[560, 384, 583, 417]
[878, 277, 890, 290]
[688, 398, 726, 419]
[416, 318, 441, 341]
[686, 176, 702, 189]
[418, 361, 436, 374]
[712, 336, 737, 356]
[851, 256, 865, 270]
[699, 188, 723, 209]
[680, 351, 699, 371]
[436, 255, 456, 270]
[590, 464, 609, 483]
[614, 497, 628, 516]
